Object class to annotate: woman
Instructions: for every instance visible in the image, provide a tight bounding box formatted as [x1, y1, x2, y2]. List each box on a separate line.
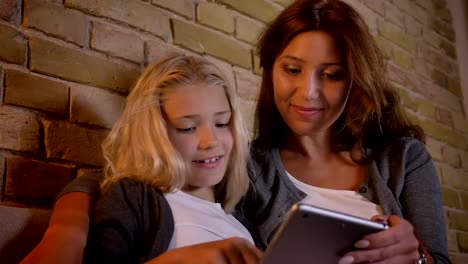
[21, 0, 450, 263]
[236, 0, 450, 263]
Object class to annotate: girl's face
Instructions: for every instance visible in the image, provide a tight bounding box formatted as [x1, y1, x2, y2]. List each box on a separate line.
[272, 30, 349, 137]
[163, 83, 233, 197]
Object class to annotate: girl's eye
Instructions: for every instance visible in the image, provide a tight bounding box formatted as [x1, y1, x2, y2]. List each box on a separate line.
[282, 65, 301, 75]
[216, 122, 230, 128]
[177, 127, 196, 133]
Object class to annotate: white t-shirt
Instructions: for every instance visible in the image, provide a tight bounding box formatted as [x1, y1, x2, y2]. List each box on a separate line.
[165, 190, 254, 249]
[287, 172, 383, 219]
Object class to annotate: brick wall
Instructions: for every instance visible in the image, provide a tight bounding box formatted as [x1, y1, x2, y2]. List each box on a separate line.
[0, 0, 467, 261]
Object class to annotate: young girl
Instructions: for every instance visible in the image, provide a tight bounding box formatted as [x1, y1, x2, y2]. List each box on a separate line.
[83, 54, 261, 263]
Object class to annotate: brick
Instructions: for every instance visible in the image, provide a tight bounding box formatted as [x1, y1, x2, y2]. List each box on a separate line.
[448, 210, 468, 231]
[0, 106, 40, 153]
[375, 36, 392, 60]
[25, 0, 88, 47]
[390, 47, 413, 70]
[235, 15, 264, 45]
[43, 119, 106, 166]
[217, 0, 281, 23]
[459, 232, 468, 253]
[346, 0, 378, 34]
[417, 118, 465, 149]
[413, 57, 430, 79]
[391, 0, 427, 23]
[4, 157, 72, 201]
[152, 0, 194, 19]
[440, 165, 468, 190]
[253, 54, 262, 76]
[422, 46, 455, 76]
[414, 0, 432, 10]
[452, 254, 468, 264]
[462, 192, 468, 210]
[172, 19, 252, 69]
[0, 24, 27, 65]
[453, 113, 468, 135]
[425, 82, 464, 114]
[30, 37, 139, 93]
[404, 15, 422, 37]
[239, 99, 256, 137]
[146, 39, 186, 65]
[70, 85, 125, 129]
[65, 0, 170, 40]
[387, 63, 422, 94]
[91, 21, 144, 64]
[4, 69, 69, 115]
[439, 38, 457, 59]
[447, 78, 462, 97]
[197, 2, 235, 34]
[447, 230, 458, 253]
[435, 107, 454, 128]
[0, 153, 4, 200]
[0, 0, 21, 24]
[234, 67, 261, 101]
[430, 18, 455, 42]
[399, 90, 436, 119]
[431, 68, 448, 89]
[422, 28, 440, 49]
[272, 0, 293, 8]
[378, 19, 416, 52]
[441, 145, 462, 168]
[442, 187, 461, 208]
[383, 2, 404, 28]
[426, 137, 444, 161]
[436, 7, 452, 24]
[361, 0, 384, 16]
[463, 151, 468, 171]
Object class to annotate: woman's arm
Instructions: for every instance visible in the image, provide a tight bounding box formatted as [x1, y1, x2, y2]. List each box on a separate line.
[20, 192, 92, 264]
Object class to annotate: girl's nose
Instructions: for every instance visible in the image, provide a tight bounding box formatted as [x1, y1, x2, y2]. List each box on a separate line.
[198, 127, 218, 149]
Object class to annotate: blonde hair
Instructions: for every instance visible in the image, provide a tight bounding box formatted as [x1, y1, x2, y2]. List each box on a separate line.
[102, 54, 250, 213]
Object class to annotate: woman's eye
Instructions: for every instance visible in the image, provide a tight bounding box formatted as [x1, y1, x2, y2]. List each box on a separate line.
[323, 71, 344, 81]
[282, 65, 301, 75]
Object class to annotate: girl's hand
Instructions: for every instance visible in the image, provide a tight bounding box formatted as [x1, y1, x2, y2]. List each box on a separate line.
[338, 215, 423, 264]
[145, 237, 262, 264]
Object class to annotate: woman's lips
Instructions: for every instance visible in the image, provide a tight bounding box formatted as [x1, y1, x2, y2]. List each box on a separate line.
[292, 105, 323, 116]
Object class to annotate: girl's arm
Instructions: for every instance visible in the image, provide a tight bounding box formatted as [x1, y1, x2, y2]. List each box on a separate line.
[20, 192, 92, 264]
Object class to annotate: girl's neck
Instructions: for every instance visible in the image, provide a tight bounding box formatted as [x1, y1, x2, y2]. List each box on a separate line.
[181, 185, 216, 203]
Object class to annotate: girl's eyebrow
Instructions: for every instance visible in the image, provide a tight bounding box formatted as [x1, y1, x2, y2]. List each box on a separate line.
[174, 110, 231, 120]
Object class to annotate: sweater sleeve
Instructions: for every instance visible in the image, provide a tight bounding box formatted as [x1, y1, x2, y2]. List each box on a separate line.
[55, 171, 103, 202]
[84, 179, 173, 264]
[399, 140, 451, 264]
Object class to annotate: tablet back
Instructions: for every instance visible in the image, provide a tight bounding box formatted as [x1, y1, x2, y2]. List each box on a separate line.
[261, 203, 388, 264]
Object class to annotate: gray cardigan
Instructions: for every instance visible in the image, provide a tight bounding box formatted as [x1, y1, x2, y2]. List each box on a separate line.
[60, 137, 450, 263]
[83, 179, 174, 264]
[235, 137, 450, 263]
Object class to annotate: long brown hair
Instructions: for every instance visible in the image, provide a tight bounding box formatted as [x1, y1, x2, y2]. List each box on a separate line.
[254, 0, 424, 163]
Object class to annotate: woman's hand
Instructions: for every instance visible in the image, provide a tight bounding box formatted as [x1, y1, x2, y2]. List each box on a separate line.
[338, 215, 428, 264]
[145, 237, 262, 264]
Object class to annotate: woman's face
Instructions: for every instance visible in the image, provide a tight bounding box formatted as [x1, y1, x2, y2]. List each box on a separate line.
[272, 30, 349, 137]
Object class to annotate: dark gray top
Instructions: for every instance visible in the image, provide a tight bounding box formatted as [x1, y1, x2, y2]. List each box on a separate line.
[83, 179, 174, 264]
[61, 137, 450, 263]
[235, 137, 450, 263]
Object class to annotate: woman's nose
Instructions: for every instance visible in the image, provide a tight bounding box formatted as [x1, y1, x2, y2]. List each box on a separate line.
[300, 73, 320, 100]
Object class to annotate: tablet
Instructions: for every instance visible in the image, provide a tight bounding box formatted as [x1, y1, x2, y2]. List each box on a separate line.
[261, 203, 388, 264]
